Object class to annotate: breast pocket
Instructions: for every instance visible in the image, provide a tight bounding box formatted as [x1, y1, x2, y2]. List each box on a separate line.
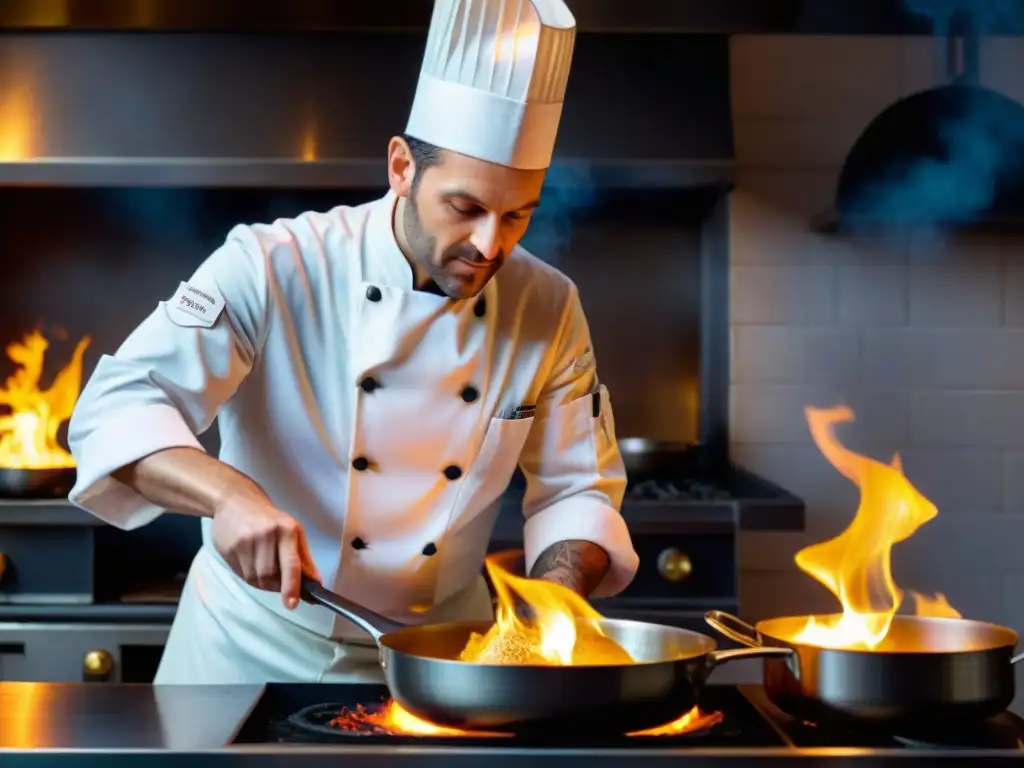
[432, 415, 535, 605]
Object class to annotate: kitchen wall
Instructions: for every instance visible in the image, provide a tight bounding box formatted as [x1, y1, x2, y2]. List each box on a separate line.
[730, 35, 1024, 685]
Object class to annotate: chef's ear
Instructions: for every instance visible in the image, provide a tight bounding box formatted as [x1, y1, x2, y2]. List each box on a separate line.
[387, 135, 416, 198]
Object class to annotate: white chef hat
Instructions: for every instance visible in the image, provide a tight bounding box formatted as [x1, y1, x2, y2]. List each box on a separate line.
[405, 0, 577, 171]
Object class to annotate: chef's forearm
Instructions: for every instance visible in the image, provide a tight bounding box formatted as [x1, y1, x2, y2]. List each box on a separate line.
[529, 540, 610, 597]
[111, 446, 267, 519]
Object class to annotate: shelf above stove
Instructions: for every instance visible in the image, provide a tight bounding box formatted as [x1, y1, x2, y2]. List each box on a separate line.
[0, 499, 101, 525]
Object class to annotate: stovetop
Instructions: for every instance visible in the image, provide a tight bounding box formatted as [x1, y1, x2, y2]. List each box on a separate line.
[229, 683, 1024, 752]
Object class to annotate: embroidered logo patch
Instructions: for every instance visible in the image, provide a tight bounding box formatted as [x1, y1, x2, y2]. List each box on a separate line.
[498, 404, 537, 420]
[167, 281, 225, 328]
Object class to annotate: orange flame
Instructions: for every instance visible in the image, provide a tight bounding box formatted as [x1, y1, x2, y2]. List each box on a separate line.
[459, 552, 633, 666]
[792, 406, 961, 650]
[337, 698, 722, 739]
[910, 591, 962, 619]
[377, 701, 507, 737]
[0, 330, 91, 469]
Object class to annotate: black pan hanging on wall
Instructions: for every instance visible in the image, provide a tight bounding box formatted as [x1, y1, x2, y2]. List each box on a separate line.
[811, 21, 1024, 234]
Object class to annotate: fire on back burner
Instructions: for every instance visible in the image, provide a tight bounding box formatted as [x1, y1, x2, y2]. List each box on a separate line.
[327, 700, 724, 738]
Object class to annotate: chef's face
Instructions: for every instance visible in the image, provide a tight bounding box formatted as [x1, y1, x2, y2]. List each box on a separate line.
[388, 136, 546, 299]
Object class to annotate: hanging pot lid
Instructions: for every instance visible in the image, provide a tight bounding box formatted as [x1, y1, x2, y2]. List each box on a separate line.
[812, 29, 1024, 234]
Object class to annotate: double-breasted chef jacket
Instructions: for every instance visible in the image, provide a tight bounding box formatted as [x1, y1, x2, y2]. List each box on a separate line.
[67, 189, 639, 645]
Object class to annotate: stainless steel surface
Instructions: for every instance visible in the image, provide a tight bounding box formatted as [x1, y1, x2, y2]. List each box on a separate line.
[706, 610, 1023, 727]
[0, 682, 261, 749]
[301, 577, 788, 732]
[0, 34, 733, 188]
[0, 468, 75, 499]
[3, 681, 1024, 761]
[0, 623, 169, 683]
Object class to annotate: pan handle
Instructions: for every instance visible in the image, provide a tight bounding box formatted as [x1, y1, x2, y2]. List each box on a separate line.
[705, 610, 767, 649]
[703, 610, 794, 672]
[706, 645, 795, 666]
[300, 577, 406, 642]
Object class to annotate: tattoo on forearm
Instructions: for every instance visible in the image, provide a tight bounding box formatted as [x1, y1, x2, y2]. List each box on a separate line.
[530, 540, 610, 596]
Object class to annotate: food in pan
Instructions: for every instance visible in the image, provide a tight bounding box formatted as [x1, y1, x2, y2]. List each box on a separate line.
[458, 554, 634, 666]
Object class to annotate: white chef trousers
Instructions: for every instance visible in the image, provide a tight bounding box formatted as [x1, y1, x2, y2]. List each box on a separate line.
[154, 546, 494, 685]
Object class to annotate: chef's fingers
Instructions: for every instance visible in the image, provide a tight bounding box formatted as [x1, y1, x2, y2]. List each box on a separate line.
[234, 536, 258, 586]
[278, 524, 303, 610]
[254, 535, 281, 593]
[296, 527, 322, 582]
[220, 549, 244, 581]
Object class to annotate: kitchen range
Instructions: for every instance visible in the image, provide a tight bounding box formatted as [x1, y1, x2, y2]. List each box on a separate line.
[4, 404, 1021, 763]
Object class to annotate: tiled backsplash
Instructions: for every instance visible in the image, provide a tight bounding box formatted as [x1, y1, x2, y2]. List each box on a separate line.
[728, 35, 1024, 681]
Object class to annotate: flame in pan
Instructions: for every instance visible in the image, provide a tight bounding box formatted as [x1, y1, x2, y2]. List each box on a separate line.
[458, 551, 633, 666]
[0, 330, 90, 470]
[791, 406, 961, 650]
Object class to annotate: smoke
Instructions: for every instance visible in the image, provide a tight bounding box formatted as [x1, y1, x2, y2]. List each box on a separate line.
[842, 0, 1024, 239]
[99, 188, 205, 245]
[519, 162, 596, 266]
[903, 0, 1023, 34]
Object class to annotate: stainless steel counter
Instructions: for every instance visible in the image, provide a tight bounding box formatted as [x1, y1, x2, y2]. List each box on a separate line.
[0, 682, 262, 749]
[2, 682, 1023, 766]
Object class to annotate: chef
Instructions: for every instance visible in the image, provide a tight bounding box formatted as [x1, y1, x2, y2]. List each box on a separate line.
[67, 0, 638, 685]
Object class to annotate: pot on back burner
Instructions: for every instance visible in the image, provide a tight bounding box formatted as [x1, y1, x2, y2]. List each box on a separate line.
[0, 467, 76, 499]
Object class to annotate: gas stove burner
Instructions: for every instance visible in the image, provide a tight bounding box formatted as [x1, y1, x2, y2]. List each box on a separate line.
[284, 701, 513, 743]
[285, 701, 724, 742]
[235, 684, 791, 748]
[288, 702, 396, 738]
[628, 478, 731, 501]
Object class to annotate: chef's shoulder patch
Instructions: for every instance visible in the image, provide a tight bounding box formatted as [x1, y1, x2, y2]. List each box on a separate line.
[165, 281, 225, 329]
[571, 346, 596, 375]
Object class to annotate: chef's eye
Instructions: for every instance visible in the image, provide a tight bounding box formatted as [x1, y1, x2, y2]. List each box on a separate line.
[449, 201, 481, 217]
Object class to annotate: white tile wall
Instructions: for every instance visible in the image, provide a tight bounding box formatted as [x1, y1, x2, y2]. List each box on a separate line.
[729, 36, 1024, 707]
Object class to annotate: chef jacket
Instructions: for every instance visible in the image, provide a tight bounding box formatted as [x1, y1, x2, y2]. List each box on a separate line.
[67, 190, 639, 638]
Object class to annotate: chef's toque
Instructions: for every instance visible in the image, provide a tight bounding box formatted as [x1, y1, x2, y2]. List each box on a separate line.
[405, 0, 577, 171]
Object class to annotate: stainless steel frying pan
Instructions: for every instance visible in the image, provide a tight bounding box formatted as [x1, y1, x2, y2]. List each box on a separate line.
[707, 610, 1024, 729]
[300, 578, 789, 733]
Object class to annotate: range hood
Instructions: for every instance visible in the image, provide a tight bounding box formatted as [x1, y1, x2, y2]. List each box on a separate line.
[812, 28, 1024, 234]
[0, 31, 734, 189]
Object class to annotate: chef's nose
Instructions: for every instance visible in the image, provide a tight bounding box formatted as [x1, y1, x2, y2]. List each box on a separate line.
[469, 215, 502, 261]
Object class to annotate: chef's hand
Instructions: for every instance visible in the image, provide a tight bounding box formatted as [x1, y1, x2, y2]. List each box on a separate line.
[211, 489, 321, 610]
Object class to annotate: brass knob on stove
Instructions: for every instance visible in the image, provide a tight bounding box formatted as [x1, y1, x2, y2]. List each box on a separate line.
[657, 548, 693, 583]
[83, 649, 113, 679]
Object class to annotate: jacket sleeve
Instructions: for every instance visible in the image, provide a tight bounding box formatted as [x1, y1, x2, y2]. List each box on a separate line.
[517, 285, 638, 598]
[67, 228, 269, 530]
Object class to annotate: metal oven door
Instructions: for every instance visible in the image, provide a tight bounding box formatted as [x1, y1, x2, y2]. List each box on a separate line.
[0, 623, 169, 683]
